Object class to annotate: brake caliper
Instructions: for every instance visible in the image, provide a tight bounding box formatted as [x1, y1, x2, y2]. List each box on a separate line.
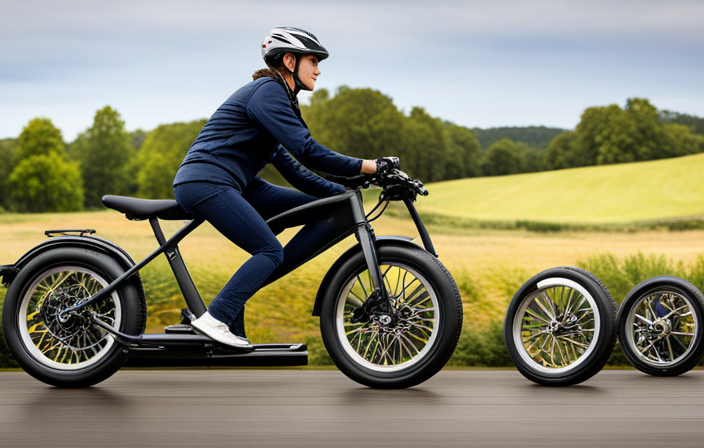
[350, 290, 393, 324]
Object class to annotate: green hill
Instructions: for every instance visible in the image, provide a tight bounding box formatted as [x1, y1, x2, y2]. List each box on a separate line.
[417, 153, 704, 227]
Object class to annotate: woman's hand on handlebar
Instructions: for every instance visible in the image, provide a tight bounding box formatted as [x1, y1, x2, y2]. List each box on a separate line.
[360, 157, 400, 175]
[360, 160, 377, 174]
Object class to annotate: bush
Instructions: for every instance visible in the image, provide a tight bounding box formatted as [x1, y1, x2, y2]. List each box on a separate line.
[8, 154, 84, 212]
[447, 321, 513, 367]
[577, 251, 687, 305]
[0, 293, 19, 368]
[304, 335, 334, 366]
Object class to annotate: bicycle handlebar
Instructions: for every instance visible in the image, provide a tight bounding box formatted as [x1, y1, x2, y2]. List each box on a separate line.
[336, 169, 428, 201]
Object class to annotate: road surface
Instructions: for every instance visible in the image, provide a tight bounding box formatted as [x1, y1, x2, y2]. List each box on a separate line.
[1, 369, 703, 447]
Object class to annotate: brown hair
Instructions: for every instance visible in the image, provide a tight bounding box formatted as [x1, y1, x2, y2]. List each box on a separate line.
[252, 68, 279, 80]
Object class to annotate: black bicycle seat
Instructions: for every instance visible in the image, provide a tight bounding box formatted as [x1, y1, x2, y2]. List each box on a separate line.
[102, 195, 196, 221]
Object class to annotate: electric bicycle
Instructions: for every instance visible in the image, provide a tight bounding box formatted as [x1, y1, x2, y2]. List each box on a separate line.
[1, 169, 463, 389]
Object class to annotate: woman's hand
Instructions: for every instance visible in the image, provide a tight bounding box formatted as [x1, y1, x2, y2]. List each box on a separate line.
[360, 157, 400, 174]
[360, 160, 377, 174]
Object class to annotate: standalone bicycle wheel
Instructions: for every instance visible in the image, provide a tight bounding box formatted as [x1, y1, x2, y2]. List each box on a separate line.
[504, 267, 617, 386]
[617, 276, 704, 376]
[320, 245, 463, 389]
[2, 248, 145, 388]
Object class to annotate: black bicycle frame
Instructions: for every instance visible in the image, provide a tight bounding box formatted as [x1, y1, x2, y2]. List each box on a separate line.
[63, 189, 434, 325]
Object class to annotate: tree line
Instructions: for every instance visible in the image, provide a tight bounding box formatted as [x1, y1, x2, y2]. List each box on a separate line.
[1, 91, 703, 213]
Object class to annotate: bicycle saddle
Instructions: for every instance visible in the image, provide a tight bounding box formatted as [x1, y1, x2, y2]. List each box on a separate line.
[102, 195, 196, 221]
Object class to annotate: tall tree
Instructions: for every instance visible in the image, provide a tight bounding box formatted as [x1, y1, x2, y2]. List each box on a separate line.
[445, 124, 482, 178]
[515, 143, 545, 173]
[661, 124, 704, 158]
[136, 120, 207, 199]
[69, 106, 136, 208]
[480, 138, 522, 176]
[573, 98, 673, 166]
[303, 87, 407, 162]
[404, 107, 447, 182]
[0, 139, 18, 211]
[129, 129, 149, 151]
[16, 118, 64, 160]
[8, 154, 84, 212]
[8, 118, 83, 212]
[660, 110, 704, 136]
[544, 131, 578, 170]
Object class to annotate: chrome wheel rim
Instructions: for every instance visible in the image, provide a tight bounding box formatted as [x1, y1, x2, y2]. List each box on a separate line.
[336, 263, 439, 372]
[625, 288, 698, 367]
[18, 266, 121, 370]
[513, 278, 600, 374]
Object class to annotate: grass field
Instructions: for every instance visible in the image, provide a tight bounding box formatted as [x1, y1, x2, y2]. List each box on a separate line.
[2, 210, 704, 336]
[2, 154, 704, 365]
[417, 152, 704, 225]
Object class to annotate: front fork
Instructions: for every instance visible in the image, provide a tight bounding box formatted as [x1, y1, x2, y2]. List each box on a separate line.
[356, 224, 385, 297]
[352, 223, 392, 322]
[355, 198, 436, 307]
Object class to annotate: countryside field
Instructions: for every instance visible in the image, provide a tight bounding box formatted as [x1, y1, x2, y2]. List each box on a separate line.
[417, 152, 704, 225]
[1, 154, 704, 365]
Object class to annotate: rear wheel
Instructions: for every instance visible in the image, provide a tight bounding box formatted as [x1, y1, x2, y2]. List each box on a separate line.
[617, 277, 704, 376]
[2, 248, 145, 387]
[320, 245, 463, 389]
[504, 267, 617, 386]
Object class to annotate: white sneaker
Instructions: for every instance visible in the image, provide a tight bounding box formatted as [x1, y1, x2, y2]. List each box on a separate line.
[191, 312, 253, 349]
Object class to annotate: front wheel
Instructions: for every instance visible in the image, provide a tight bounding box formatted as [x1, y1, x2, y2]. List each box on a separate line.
[617, 277, 704, 377]
[320, 245, 462, 389]
[2, 248, 146, 387]
[504, 267, 617, 386]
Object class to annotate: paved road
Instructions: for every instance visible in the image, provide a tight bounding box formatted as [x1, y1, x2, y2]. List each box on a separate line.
[1, 369, 704, 447]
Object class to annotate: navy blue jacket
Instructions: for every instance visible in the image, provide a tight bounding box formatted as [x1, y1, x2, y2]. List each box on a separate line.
[173, 77, 362, 197]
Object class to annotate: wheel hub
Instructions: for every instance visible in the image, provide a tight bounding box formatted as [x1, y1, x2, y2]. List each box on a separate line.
[546, 320, 561, 334]
[363, 300, 420, 334]
[40, 291, 89, 341]
[649, 318, 672, 338]
[378, 315, 392, 326]
[543, 313, 584, 337]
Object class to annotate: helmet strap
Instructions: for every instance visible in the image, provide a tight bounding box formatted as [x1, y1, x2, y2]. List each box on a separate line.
[291, 55, 307, 94]
[275, 69, 302, 113]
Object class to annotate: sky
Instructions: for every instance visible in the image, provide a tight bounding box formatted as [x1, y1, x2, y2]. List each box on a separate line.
[1, 0, 703, 141]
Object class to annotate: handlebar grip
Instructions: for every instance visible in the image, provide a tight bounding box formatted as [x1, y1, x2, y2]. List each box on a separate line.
[376, 157, 400, 173]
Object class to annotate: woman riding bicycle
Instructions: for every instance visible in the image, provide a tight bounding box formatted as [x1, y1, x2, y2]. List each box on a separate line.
[173, 27, 391, 348]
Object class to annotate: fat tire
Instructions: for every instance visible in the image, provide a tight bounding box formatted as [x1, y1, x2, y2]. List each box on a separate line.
[2, 248, 146, 388]
[617, 276, 704, 377]
[504, 266, 617, 386]
[320, 245, 462, 389]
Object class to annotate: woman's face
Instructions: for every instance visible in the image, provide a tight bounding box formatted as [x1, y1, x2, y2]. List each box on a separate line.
[297, 54, 321, 90]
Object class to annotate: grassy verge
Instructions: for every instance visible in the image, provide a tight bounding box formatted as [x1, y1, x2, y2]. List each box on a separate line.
[389, 206, 704, 233]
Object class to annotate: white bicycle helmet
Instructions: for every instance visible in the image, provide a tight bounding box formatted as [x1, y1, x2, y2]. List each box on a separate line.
[261, 27, 329, 65]
[261, 27, 329, 93]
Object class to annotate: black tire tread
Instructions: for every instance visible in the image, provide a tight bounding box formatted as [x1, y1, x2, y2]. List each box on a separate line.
[617, 276, 704, 377]
[320, 245, 462, 389]
[504, 266, 617, 386]
[2, 247, 146, 388]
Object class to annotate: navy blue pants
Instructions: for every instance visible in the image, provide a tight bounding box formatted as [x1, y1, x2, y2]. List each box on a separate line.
[174, 178, 322, 338]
